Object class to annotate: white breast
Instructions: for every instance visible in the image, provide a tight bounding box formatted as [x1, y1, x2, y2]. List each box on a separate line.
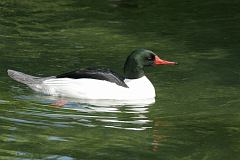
[34, 76, 155, 100]
[124, 76, 156, 99]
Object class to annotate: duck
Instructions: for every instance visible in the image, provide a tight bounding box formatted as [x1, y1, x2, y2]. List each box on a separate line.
[7, 49, 176, 100]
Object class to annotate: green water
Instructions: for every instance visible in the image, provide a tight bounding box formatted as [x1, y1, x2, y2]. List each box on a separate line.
[1, 0, 240, 159]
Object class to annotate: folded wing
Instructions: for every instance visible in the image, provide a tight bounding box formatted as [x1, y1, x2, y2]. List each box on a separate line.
[56, 68, 128, 88]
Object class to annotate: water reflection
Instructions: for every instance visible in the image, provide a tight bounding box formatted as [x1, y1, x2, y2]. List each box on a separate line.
[15, 95, 154, 131]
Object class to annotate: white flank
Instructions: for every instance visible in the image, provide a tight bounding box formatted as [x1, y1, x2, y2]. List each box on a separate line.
[37, 76, 156, 100]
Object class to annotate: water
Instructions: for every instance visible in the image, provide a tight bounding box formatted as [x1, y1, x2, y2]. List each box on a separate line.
[1, 0, 240, 159]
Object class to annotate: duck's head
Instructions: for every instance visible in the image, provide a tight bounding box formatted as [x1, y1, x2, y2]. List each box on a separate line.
[124, 49, 177, 79]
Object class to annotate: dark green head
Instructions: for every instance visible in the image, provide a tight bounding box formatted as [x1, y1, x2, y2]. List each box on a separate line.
[124, 49, 176, 79]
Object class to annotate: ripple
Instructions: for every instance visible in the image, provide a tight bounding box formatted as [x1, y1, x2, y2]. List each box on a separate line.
[45, 155, 75, 160]
[12, 95, 153, 130]
[0, 116, 48, 126]
[0, 99, 9, 104]
[47, 136, 68, 142]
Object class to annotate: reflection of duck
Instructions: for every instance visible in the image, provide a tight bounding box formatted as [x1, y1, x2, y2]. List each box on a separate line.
[16, 94, 153, 130]
[8, 49, 176, 100]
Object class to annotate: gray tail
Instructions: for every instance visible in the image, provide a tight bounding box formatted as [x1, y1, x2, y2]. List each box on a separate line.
[7, 69, 40, 85]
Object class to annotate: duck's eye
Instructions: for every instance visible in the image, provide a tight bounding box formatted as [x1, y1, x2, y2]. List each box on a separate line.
[146, 57, 153, 61]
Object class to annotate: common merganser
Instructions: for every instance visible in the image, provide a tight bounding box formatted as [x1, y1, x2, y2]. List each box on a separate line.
[8, 49, 176, 100]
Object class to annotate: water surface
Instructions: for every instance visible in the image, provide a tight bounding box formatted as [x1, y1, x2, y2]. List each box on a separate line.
[1, 0, 240, 159]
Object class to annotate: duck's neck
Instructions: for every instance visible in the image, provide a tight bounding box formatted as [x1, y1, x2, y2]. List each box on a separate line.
[124, 58, 144, 79]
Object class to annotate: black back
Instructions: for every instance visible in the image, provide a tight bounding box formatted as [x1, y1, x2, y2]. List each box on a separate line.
[56, 68, 128, 88]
